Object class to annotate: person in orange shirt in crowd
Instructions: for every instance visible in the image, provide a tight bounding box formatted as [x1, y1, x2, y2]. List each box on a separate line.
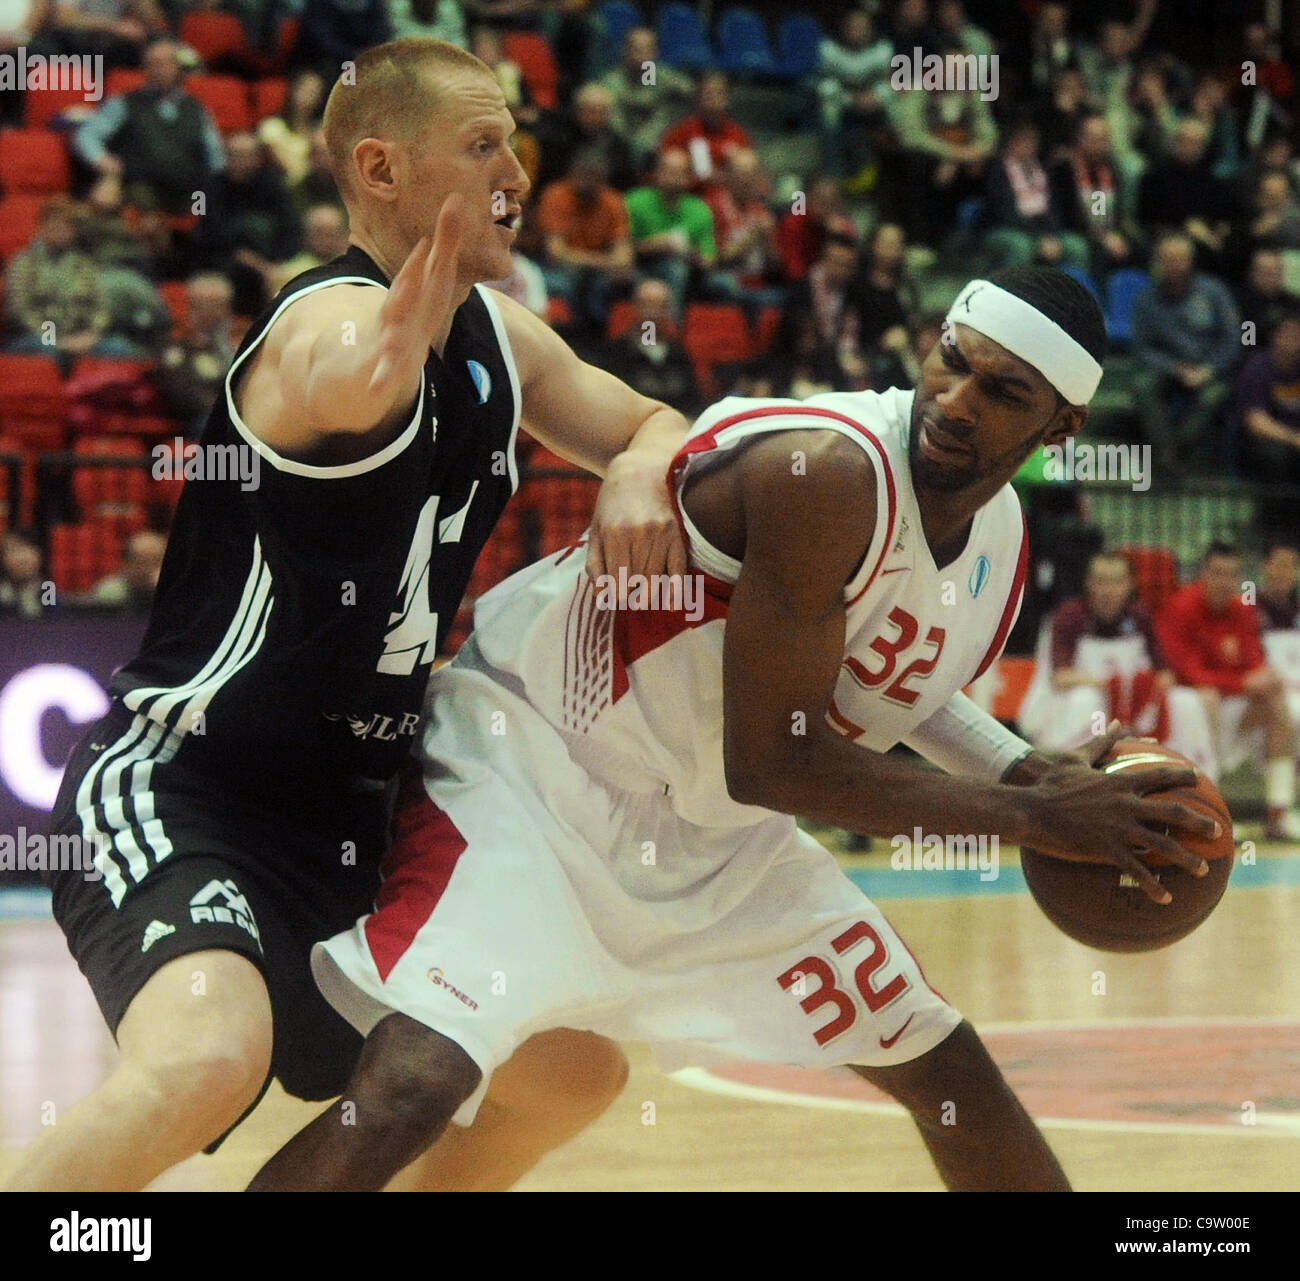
[1157, 541, 1299, 840]
[660, 71, 752, 190]
[535, 148, 634, 334]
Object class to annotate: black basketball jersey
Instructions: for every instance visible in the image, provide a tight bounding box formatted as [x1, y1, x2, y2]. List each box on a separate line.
[109, 246, 521, 796]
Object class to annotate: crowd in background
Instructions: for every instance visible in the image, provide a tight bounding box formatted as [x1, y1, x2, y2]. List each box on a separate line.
[0, 0, 1298, 633]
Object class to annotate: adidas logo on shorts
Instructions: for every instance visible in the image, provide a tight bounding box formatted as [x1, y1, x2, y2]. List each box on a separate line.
[140, 919, 175, 953]
[189, 878, 260, 944]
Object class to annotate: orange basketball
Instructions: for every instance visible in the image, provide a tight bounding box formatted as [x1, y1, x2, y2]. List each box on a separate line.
[1021, 739, 1235, 952]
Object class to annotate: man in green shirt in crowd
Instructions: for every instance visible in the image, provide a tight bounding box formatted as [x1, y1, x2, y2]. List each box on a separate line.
[624, 148, 716, 311]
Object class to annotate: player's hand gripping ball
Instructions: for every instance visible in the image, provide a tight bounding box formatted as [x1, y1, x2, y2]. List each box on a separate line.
[1021, 739, 1234, 952]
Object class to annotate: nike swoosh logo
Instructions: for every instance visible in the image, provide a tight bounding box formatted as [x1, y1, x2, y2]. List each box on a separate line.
[880, 566, 909, 576]
[879, 1014, 914, 1049]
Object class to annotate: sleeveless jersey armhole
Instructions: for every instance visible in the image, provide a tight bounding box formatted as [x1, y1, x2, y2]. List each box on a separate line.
[224, 275, 427, 480]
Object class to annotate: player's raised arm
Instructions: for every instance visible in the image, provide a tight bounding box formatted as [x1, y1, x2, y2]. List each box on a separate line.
[716, 433, 1214, 903]
[498, 289, 690, 582]
[236, 196, 468, 457]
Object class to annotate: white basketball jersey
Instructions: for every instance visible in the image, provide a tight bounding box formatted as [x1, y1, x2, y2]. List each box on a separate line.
[454, 389, 1027, 829]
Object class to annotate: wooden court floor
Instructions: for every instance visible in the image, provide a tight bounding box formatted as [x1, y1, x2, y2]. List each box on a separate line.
[2, 837, 1298, 1192]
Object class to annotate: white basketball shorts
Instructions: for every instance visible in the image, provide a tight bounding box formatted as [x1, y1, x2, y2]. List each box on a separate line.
[313, 666, 963, 1125]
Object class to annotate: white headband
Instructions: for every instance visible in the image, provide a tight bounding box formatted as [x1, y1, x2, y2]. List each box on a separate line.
[945, 279, 1102, 405]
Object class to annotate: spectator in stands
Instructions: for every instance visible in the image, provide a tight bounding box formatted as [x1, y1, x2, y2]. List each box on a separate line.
[1051, 112, 1143, 280]
[1079, 20, 1139, 164]
[257, 70, 328, 187]
[1034, 66, 1093, 163]
[293, 0, 391, 84]
[601, 27, 693, 170]
[887, 0, 940, 56]
[625, 148, 715, 311]
[468, 25, 528, 113]
[75, 38, 225, 217]
[1241, 170, 1300, 258]
[0, 0, 52, 126]
[87, 528, 166, 617]
[155, 271, 236, 438]
[1236, 22, 1295, 133]
[535, 149, 632, 335]
[784, 232, 869, 391]
[1238, 248, 1297, 345]
[1183, 72, 1240, 183]
[292, 128, 345, 217]
[1136, 117, 1235, 269]
[388, 0, 467, 46]
[1124, 59, 1183, 169]
[195, 132, 302, 316]
[268, 203, 350, 292]
[1236, 307, 1300, 494]
[43, 0, 166, 68]
[1026, 2, 1083, 97]
[484, 250, 547, 317]
[1157, 541, 1299, 840]
[729, 307, 841, 401]
[883, 50, 997, 248]
[3, 197, 137, 368]
[598, 277, 701, 417]
[1132, 232, 1240, 475]
[0, 529, 47, 620]
[980, 117, 1090, 273]
[817, 7, 893, 183]
[1017, 551, 1212, 768]
[775, 175, 857, 283]
[534, 81, 637, 194]
[702, 149, 784, 317]
[849, 222, 918, 388]
[933, 0, 994, 59]
[660, 71, 752, 188]
[1257, 542, 1300, 632]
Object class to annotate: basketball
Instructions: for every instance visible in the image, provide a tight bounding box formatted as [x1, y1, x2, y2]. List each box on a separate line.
[1021, 739, 1235, 953]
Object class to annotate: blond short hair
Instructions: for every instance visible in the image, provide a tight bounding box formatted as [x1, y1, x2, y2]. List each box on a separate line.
[322, 37, 493, 198]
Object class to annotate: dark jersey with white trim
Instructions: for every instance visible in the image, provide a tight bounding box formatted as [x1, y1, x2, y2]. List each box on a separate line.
[109, 246, 521, 796]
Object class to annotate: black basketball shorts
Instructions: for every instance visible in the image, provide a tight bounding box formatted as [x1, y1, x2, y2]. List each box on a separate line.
[47, 701, 392, 1109]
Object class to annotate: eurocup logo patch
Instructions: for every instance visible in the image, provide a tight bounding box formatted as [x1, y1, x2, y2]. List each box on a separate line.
[466, 359, 491, 405]
[969, 554, 991, 599]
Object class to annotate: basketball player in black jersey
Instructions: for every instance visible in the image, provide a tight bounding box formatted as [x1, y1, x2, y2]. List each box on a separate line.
[7, 38, 686, 1192]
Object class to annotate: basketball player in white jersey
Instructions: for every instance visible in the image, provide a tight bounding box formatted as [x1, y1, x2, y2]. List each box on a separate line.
[249, 267, 1218, 1192]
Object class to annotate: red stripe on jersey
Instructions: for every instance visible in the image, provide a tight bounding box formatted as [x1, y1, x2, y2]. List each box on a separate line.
[665, 405, 898, 606]
[826, 696, 865, 741]
[969, 510, 1030, 684]
[364, 760, 468, 982]
[611, 578, 731, 695]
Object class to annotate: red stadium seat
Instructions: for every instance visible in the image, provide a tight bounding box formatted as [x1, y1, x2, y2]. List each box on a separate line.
[503, 32, 559, 110]
[0, 354, 68, 454]
[179, 11, 249, 66]
[0, 436, 36, 526]
[66, 357, 173, 439]
[159, 280, 189, 336]
[23, 85, 93, 129]
[0, 192, 45, 259]
[251, 76, 289, 122]
[522, 447, 599, 557]
[683, 303, 752, 399]
[546, 295, 573, 327]
[0, 128, 71, 195]
[187, 74, 254, 133]
[753, 304, 783, 353]
[1120, 545, 1180, 617]
[105, 69, 146, 98]
[71, 437, 151, 517]
[607, 299, 636, 339]
[989, 657, 1037, 723]
[49, 519, 129, 594]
